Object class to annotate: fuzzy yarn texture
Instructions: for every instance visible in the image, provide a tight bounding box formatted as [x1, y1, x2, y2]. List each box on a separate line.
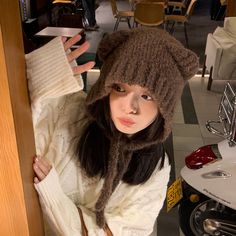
[86, 28, 199, 227]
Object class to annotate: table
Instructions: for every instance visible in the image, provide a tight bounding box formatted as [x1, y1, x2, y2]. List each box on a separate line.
[35, 26, 84, 38]
[34, 26, 85, 47]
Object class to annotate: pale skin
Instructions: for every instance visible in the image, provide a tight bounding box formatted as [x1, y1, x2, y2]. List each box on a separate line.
[33, 35, 159, 184]
[110, 83, 158, 135]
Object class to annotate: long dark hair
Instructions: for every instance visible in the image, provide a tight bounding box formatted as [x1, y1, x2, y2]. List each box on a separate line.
[76, 96, 166, 185]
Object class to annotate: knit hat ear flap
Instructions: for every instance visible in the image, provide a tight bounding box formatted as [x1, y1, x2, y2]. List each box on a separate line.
[97, 30, 131, 61]
[165, 41, 199, 81]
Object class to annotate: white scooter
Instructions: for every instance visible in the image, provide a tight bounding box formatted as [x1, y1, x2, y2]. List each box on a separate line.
[179, 82, 236, 236]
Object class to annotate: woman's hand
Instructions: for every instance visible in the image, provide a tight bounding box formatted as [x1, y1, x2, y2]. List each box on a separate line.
[62, 35, 95, 76]
[33, 156, 52, 184]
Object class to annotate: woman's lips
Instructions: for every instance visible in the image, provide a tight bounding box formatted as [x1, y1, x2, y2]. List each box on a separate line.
[118, 117, 135, 127]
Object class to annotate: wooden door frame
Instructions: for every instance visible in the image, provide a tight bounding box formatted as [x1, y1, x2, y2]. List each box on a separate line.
[0, 0, 44, 235]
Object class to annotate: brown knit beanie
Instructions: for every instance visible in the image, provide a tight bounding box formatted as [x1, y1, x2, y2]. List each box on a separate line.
[85, 28, 199, 228]
[87, 28, 199, 140]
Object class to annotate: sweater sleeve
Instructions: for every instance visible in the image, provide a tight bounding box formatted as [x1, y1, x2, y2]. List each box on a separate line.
[25, 36, 84, 126]
[35, 167, 106, 236]
[35, 157, 170, 236]
[35, 168, 84, 236]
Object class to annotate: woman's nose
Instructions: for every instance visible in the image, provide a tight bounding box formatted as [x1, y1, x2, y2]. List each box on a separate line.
[123, 93, 139, 114]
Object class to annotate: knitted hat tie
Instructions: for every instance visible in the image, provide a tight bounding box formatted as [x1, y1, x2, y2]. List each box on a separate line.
[95, 135, 133, 227]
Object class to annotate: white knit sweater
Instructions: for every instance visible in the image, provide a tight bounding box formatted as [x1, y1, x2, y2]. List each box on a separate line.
[25, 37, 171, 236]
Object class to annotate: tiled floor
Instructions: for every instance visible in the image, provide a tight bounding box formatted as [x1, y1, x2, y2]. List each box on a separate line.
[83, 1, 235, 235]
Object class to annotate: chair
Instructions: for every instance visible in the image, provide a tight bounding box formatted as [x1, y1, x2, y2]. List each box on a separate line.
[167, 0, 188, 15]
[52, 0, 84, 27]
[129, 0, 167, 12]
[165, 0, 197, 47]
[109, 0, 134, 31]
[202, 17, 236, 90]
[134, 2, 165, 27]
[142, 0, 168, 3]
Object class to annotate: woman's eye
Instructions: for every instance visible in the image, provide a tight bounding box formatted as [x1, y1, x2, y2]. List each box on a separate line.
[113, 84, 125, 92]
[141, 94, 153, 101]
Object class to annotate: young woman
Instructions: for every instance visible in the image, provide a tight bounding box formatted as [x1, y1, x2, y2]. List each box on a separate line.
[26, 28, 199, 235]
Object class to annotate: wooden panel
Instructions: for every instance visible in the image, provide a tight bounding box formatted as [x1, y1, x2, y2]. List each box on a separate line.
[0, 0, 44, 235]
[0, 25, 29, 236]
[226, 0, 236, 16]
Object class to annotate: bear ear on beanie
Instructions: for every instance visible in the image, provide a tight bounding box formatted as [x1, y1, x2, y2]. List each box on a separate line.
[165, 41, 199, 80]
[97, 30, 131, 62]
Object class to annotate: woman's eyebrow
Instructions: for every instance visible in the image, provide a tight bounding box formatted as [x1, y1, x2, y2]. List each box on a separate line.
[142, 89, 151, 94]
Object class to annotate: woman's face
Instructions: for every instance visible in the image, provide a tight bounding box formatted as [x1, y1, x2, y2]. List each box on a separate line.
[109, 83, 158, 135]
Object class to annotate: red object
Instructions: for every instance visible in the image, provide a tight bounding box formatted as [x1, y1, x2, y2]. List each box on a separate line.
[185, 145, 219, 169]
